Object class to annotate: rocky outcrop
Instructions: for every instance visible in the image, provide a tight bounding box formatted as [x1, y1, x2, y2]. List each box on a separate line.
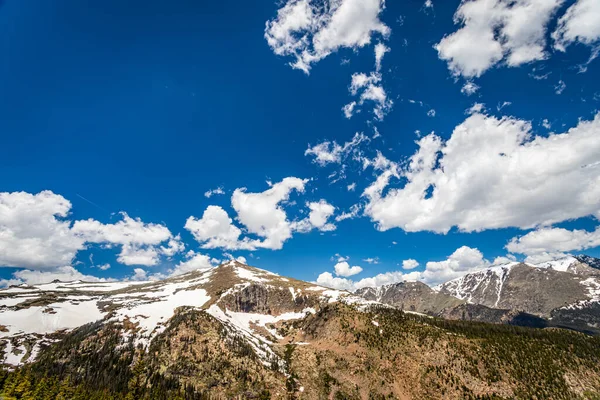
[356, 281, 463, 314]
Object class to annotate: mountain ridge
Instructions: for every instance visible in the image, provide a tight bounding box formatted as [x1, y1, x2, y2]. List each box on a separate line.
[3, 257, 600, 398]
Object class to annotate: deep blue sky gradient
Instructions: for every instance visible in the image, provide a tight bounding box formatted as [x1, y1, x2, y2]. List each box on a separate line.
[1, 0, 599, 282]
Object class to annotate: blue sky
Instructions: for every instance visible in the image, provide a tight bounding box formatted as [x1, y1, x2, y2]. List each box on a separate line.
[1, 0, 599, 289]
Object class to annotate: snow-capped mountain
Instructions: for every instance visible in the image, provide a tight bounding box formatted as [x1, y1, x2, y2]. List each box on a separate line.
[3, 259, 600, 398]
[0, 260, 372, 367]
[433, 255, 600, 332]
[353, 255, 600, 333]
[355, 280, 463, 315]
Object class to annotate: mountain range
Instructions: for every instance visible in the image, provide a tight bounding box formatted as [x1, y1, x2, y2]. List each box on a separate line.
[1, 257, 600, 399]
[359, 255, 600, 334]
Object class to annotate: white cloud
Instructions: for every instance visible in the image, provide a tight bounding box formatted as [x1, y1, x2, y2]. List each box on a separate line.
[507, 226, 600, 256]
[461, 81, 480, 96]
[188, 178, 334, 252]
[169, 251, 216, 277]
[131, 268, 148, 281]
[424, 0, 434, 9]
[335, 203, 362, 222]
[436, 0, 563, 77]
[72, 213, 179, 266]
[372, 127, 381, 139]
[0, 191, 86, 269]
[492, 254, 517, 265]
[185, 205, 255, 250]
[232, 177, 308, 250]
[0, 266, 111, 288]
[347, 183, 357, 192]
[160, 235, 185, 257]
[97, 263, 111, 271]
[466, 102, 486, 114]
[363, 112, 600, 233]
[374, 42, 390, 71]
[552, 0, 600, 52]
[542, 119, 552, 129]
[497, 101, 512, 111]
[524, 251, 568, 264]
[342, 101, 358, 118]
[265, 0, 390, 73]
[235, 256, 247, 264]
[422, 246, 489, 286]
[402, 259, 419, 270]
[317, 246, 495, 289]
[427, 109, 436, 117]
[294, 199, 337, 232]
[316, 269, 419, 291]
[204, 187, 225, 198]
[334, 261, 363, 277]
[554, 79, 566, 94]
[0, 191, 181, 269]
[346, 72, 393, 120]
[363, 257, 379, 264]
[305, 132, 369, 166]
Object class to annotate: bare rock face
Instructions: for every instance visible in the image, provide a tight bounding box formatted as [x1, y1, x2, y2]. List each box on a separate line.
[219, 283, 320, 315]
[356, 281, 463, 314]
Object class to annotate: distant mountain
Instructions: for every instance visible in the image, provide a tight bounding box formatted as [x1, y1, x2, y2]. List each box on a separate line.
[2, 260, 600, 399]
[356, 280, 463, 315]
[355, 275, 548, 329]
[355, 255, 600, 333]
[434, 255, 600, 332]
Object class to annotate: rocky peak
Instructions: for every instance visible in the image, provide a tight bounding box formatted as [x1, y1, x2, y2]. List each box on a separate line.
[0, 260, 373, 367]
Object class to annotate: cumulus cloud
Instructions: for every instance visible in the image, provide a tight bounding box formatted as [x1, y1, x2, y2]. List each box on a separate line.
[0, 191, 86, 269]
[402, 259, 419, 270]
[187, 178, 337, 252]
[422, 246, 489, 286]
[293, 199, 337, 233]
[97, 263, 111, 271]
[0, 265, 112, 288]
[552, 0, 600, 52]
[363, 112, 600, 233]
[0, 191, 181, 269]
[185, 205, 255, 250]
[522, 251, 568, 263]
[168, 251, 216, 277]
[316, 268, 423, 291]
[130, 268, 149, 281]
[72, 213, 180, 266]
[232, 177, 308, 250]
[436, 0, 563, 77]
[334, 261, 363, 277]
[493, 254, 517, 265]
[305, 132, 369, 166]
[461, 81, 480, 96]
[506, 226, 600, 256]
[265, 0, 390, 73]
